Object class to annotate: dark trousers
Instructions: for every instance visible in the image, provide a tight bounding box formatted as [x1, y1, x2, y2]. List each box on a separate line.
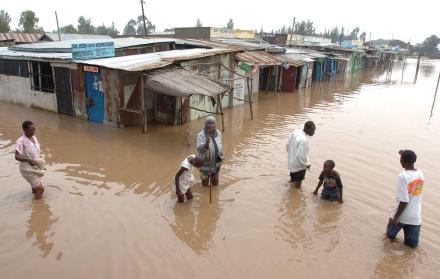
[386, 219, 421, 248]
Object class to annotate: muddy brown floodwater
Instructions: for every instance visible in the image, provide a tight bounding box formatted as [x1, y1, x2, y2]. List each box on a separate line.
[1, 59, 440, 279]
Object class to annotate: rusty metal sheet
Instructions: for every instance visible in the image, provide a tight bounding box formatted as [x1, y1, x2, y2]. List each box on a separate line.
[0, 32, 43, 44]
[144, 68, 231, 98]
[274, 54, 305, 67]
[236, 51, 282, 66]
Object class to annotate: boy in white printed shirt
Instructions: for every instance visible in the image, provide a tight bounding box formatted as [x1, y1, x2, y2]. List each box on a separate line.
[387, 149, 424, 248]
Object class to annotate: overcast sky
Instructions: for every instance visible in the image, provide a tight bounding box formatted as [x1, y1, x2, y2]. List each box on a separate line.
[2, 0, 438, 44]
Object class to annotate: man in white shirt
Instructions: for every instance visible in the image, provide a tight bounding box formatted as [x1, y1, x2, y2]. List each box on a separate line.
[286, 121, 316, 189]
[387, 149, 424, 248]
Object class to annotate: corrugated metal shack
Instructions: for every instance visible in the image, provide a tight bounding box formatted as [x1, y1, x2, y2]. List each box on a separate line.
[0, 38, 179, 121]
[78, 48, 237, 128]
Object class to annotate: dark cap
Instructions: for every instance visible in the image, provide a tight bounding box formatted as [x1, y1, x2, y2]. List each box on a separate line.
[399, 149, 417, 163]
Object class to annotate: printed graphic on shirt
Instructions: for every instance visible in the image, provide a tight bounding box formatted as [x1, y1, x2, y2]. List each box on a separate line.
[407, 179, 423, 196]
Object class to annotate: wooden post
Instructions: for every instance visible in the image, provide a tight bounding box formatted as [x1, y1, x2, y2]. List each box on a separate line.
[266, 67, 271, 94]
[187, 97, 191, 146]
[430, 73, 440, 120]
[436, 73, 440, 95]
[55, 11, 61, 41]
[246, 77, 254, 120]
[401, 55, 407, 84]
[141, 75, 147, 133]
[279, 66, 284, 92]
[274, 66, 279, 95]
[218, 94, 225, 132]
[52, 66, 56, 96]
[414, 55, 421, 83]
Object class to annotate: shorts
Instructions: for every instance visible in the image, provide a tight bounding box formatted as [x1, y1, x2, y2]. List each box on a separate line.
[386, 219, 421, 248]
[290, 169, 306, 182]
[321, 186, 340, 201]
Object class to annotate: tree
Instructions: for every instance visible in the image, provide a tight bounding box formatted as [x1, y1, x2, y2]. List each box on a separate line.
[18, 10, 43, 33]
[339, 27, 345, 44]
[226, 18, 234, 30]
[348, 27, 360, 40]
[106, 22, 119, 37]
[0, 10, 11, 32]
[95, 23, 108, 35]
[77, 16, 95, 34]
[420, 35, 440, 54]
[60, 24, 78, 34]
[328, 26, 339, 43]
[123, 19, 137, 35]
[136, 15, 155, 35]
[196, 18, 202, 27]
[360, 32, 366, 42]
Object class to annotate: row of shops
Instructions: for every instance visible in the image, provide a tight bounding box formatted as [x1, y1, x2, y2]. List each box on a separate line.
[0, 36, 396, 132]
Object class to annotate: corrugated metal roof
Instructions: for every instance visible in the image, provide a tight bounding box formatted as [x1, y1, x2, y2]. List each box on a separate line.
[176, 39, 254, 51]
[0, 47, 71, 61]
[282, 53, 315, 63]
[9, 37, 177, 53]
[236, 51, 281, 66]
[274, 54, 305, 67]
[80, 48, 233, 72]
[0, 33, 44, 43]
[144, 68, 231, 97]
[44, 33, 112, 41]
[214, 39, 285, 53]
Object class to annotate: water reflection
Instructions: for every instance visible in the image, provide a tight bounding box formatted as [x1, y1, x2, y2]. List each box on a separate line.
[312, 202, 342, 253]
[25, 199, 58, 258]
[275, 189, 309, 249]
[170, 185, 221, 255]
[373, 241, 425, 278]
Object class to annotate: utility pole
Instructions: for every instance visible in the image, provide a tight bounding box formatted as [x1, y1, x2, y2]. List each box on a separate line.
[288, 17, 295, 46]
[140, 0, 148, 37]
[55, 11, 61, 41]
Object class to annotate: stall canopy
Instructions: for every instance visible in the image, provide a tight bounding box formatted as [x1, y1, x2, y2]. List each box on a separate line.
[144, 68, 232, 97]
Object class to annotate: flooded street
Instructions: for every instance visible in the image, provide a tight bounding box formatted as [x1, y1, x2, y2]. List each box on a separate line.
[1, 59, 440, 278]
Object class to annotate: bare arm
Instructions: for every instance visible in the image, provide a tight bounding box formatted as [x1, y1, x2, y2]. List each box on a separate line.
[15, 151, 36, 165]
[391, 202, 408, 227]
[337, 174, 343, 203]
[313, 180, 323, 195]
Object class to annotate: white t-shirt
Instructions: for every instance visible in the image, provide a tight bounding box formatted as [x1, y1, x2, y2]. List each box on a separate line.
[172, 155, 195, 194]
[286, 129, 310, 173]
[389, 170, 424, 225]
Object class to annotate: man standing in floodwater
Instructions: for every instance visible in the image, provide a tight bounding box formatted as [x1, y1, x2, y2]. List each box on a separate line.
[386, 149, 424, 248]
[286, 121, 316, 189]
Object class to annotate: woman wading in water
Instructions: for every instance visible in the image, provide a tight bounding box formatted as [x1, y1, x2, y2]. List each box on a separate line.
[15, 121, 46, 199]
[197, 116, 224, 186]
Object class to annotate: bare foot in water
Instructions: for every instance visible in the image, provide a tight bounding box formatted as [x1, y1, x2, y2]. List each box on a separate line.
[35, 185, 44, 199]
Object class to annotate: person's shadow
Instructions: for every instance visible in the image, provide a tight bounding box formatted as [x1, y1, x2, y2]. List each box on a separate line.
[25, 199, 58, 258]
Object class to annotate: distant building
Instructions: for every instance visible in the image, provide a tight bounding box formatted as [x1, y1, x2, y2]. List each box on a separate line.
[262, 34, 288, 46]
[286, 35, 332, 47]
[174, 27, 255, 40]
[341, 40, 364, 49]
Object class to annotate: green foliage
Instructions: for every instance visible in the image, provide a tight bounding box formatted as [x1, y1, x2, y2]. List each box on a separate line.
[18, 10, 43, 33]
[136, 15, 155, 35]
[0, 10, 11, 32]
[59, 24, 78, 34]
[77, 16, 95, 34]
[226, 19, 234, 30]
[123, 19, 137, 35]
